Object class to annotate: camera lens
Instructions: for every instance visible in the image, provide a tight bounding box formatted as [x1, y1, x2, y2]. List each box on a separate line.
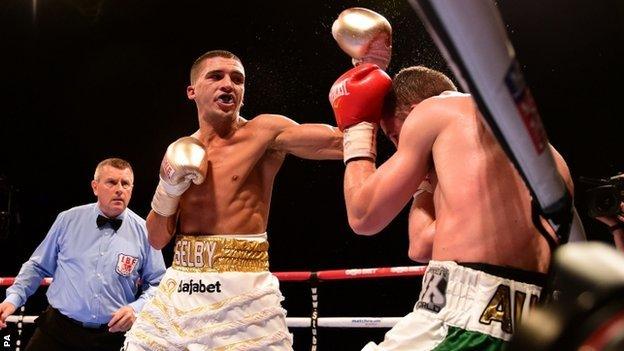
[596, 194, 616, 212]
[587, 185, 620, 217]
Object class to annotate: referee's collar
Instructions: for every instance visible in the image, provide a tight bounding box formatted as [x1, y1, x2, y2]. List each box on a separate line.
[93, 203, 127, 221]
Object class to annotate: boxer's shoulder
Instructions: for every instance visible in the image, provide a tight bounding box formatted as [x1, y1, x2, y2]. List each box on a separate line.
[402, 100, 447, 134]
[420, 91, 471, 109]
[437, 90, 470, 99]
[247, 114, 297, 133]
[407, 93, 473, 128]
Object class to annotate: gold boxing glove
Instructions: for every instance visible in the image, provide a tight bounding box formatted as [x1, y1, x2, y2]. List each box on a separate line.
[151, 137, 207, 216]
[332, 7, 392, 70]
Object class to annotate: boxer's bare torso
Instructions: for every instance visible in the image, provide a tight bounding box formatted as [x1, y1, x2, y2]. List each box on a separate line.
[180, 116, 295, 235]
[413, 95, 571, 272]
[346, 93, 572, 273]
[147, 56, 341, 248]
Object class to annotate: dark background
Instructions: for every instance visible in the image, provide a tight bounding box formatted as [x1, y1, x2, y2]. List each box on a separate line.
[0, 0, 622, 350]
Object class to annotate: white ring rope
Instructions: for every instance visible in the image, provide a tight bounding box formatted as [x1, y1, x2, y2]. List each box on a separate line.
[5, 315, 402, 328]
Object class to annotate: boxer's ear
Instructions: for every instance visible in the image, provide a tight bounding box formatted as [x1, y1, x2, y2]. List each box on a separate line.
[187, 85, 195, 100]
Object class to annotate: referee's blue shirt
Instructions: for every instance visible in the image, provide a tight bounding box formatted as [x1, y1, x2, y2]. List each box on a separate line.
[4, 203, 166, 324]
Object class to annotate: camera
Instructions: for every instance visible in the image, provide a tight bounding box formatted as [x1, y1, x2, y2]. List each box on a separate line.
[579, 174, 624, 218]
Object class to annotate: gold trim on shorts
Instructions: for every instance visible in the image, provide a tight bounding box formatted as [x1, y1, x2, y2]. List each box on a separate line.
[172, 234, 269, 272]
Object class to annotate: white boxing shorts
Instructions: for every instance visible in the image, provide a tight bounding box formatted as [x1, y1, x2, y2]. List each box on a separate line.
[124, 233, 293, 351]
[362, 260, 546, 351]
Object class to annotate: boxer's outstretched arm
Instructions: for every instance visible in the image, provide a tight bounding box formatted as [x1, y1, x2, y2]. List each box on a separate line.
[269, 115, 343, 160]
[344, 101, 443, 235]
[146, 210, 176, 249]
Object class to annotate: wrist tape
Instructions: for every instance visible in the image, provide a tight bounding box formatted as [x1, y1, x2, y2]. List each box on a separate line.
[151, 180, 183, 217]
[343, 122, 377, 164]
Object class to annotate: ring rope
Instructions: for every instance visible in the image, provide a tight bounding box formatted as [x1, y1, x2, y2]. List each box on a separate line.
[0, 266, 426, 286]
[5, 315, 403, 328]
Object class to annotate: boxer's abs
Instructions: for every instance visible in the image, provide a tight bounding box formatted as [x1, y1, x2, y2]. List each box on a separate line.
[179, 192, 269, 235]
[177, 155, 283, 236]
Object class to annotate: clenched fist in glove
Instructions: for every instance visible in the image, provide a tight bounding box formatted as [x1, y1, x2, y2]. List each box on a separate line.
[332, 7, 392, 70]
[329, 63, 392, 163]
[151, 136, 207, 216]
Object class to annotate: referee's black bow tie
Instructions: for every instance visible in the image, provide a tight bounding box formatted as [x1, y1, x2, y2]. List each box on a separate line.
[97, 215, 122, 231]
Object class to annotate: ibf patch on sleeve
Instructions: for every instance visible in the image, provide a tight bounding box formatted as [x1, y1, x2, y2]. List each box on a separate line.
[416, 266, 449, 313]
[116, 253, 139, 277]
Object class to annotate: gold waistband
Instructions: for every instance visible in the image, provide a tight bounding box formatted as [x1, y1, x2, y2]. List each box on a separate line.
[172, 234, 269, 272]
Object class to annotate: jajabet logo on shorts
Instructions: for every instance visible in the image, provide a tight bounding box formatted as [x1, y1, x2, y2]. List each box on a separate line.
[177, 279, 222, 295]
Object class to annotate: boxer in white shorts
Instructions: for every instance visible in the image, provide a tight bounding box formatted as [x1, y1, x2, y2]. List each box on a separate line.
[328, 62, 574, 350]
[123, 50, 343, 350]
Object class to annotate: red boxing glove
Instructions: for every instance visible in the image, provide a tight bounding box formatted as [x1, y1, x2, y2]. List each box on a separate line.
[329, 63, 392, 131]
[329, 63, 391, 163]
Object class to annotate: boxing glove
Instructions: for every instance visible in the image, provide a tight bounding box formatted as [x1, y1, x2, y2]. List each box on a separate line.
[332, 7, 392, 70]
[329, 63, 392, 163]
[151, 137, 207, 216]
